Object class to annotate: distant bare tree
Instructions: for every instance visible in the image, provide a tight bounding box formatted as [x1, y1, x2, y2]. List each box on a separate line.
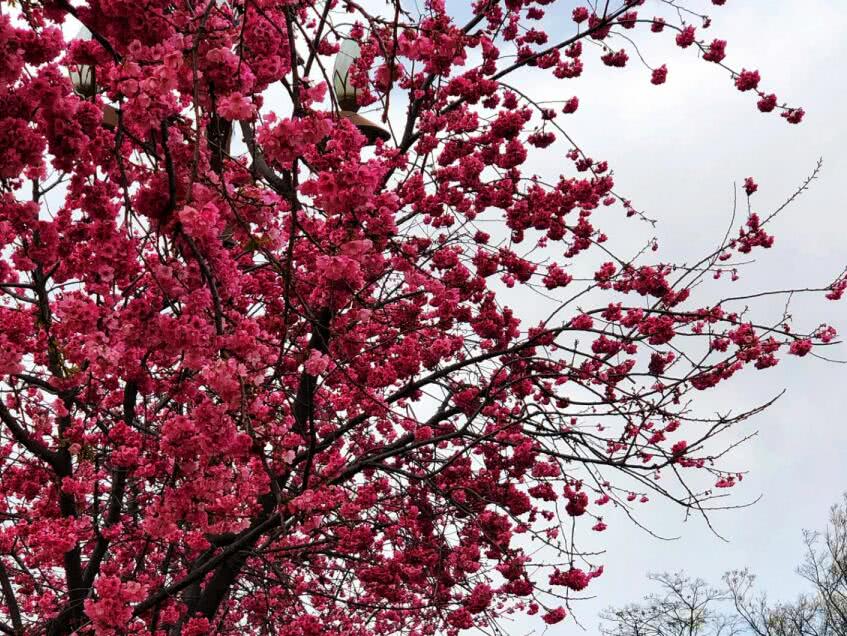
[725, 494, 847, 636]
[603, 495, 847, 636]
[800, 494, 847, 632]
[724, 570, 826, 636]
[600, 572, 744, 636]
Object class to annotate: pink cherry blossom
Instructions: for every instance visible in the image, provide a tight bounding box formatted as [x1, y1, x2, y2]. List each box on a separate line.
[0, 2, 834, 634]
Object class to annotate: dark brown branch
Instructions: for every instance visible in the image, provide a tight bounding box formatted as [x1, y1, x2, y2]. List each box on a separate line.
[0, 400, 57, 466]
[82, 381, 137, 587]
[238, 121, 294, 199]
[0, 560, 23, 634]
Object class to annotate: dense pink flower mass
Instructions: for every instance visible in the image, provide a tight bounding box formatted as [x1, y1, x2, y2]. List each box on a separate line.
[0, 1, 841, 634]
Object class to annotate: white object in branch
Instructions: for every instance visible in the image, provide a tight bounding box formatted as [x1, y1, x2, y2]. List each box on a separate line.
[333, 38, 362, 112]
[68, 24, 96, 97]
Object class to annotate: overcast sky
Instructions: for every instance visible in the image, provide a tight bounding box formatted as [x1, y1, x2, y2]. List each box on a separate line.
[495, 1, 847, 632]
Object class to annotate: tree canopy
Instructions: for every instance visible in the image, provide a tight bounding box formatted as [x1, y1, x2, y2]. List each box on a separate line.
[0, 0, 843, 634]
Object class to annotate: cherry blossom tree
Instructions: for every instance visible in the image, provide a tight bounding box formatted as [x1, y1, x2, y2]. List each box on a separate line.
[0, 0, 844, 634]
